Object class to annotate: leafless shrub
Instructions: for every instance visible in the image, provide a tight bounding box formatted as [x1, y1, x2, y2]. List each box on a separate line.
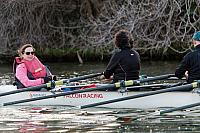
[0, 0, 199, 60]
[80, 0, 200, 57]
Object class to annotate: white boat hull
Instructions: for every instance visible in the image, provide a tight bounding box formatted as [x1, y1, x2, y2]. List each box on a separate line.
[0, 85, 200, 109]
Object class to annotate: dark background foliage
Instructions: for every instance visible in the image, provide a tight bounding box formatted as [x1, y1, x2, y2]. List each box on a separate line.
[0, 0, 199, 63]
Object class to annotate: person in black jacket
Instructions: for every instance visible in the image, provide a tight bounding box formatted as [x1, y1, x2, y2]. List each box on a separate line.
[102, 29, 141, 83]
[175, 31, 200, 83]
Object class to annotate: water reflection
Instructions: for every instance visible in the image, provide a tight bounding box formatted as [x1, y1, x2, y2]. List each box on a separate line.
[0, 106, 119, 132]
[1, 106, 200, 132]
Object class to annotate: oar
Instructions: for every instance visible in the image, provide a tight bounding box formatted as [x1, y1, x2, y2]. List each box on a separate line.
[160, 101, 200, 115]
[0, 72, 102, 97]
[118, 100, 200, 121]
[3, 73, 174, 106]
[79, 82, 198, 109]
[127, 82, 183, 90]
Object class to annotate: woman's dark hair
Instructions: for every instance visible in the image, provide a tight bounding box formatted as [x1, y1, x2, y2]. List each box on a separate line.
[114, 30, 133, 49]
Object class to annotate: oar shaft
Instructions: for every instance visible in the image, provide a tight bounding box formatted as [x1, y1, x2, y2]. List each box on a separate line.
[3, 84, 115, 106]
[139, 74, 174, 83]
[127, 82, 182, 90]
[0, 84, 47, 97]
[80, 84, 193, 109]
[160, 102, 200, 115]
[65, 73, 103, 83]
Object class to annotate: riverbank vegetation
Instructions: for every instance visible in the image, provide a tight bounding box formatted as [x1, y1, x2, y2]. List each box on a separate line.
[0, 0, 199, 63]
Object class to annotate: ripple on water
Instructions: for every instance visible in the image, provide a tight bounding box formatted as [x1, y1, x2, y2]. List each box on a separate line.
[0, 106, 200, 132]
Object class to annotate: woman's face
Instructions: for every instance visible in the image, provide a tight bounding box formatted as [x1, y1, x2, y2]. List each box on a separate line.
[22, 47, 35, 61]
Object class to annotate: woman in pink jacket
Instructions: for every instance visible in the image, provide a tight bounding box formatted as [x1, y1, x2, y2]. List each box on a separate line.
[13, 44, 53, 89]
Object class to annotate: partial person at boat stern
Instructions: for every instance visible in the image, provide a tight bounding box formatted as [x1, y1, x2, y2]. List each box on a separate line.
[13, 44, 56, 89]
[101, 29, 141, 89]
[175, 31, 200, 90]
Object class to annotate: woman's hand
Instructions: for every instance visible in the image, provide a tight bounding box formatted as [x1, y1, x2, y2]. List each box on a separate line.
[44, 76, 52, 83]
[184, 71, 188, 80]
[52, 75, 57, 81]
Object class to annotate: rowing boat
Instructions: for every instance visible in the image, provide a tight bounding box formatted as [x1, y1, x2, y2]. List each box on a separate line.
[0, 84, 200, 109]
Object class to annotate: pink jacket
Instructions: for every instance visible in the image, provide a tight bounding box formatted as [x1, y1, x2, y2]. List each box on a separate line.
[16, 63, 45, 87]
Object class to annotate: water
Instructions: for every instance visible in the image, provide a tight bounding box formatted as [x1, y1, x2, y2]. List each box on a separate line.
[1, 61, 200, 132]
[1, 106, 200, 132]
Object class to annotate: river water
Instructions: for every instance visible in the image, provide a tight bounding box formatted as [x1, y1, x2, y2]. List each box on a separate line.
[1, 61, 200, 132]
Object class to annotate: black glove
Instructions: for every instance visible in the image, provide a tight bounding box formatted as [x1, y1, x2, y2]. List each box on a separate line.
[52, 75, 57, 81]
[43, 76, 52, 83]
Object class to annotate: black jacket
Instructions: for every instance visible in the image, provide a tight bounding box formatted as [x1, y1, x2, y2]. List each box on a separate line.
[104, 48, 140, 83]
[175, 45, 200, 83]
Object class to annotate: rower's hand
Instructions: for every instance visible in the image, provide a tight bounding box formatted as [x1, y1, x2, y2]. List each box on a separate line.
[100, 75, 105, 80]
[52, 75, 57, 81]
[44, 76, 52, 83]
[184, 71, 188, 80]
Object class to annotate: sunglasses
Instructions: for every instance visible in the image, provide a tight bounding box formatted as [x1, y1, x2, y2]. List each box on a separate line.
[24, 51, 35, 55]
